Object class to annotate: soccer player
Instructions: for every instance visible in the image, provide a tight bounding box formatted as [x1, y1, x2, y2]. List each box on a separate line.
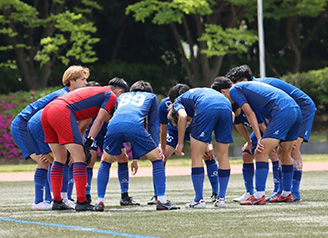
[148, 84, 220, 205]
[83, 78, 140, 207]
[168, 87, 234, 208]
[11, 65, 89, 210]
[211, 77, 301, 205]
[94, 80, 180, 211]
[41, 80, 125, 211]
[227, 65, 317, 201]
[232, 107, 281, 202]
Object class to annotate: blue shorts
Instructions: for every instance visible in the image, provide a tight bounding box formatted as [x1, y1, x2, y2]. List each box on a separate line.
[166, 127, 190, 148]
[298, 108, 316, 142]
[191, 108, 233, 144]
[263, 107, 302, 141]
[104, 122, 157, 158]
[28, 113, 51, 155]
[11, 116, 35, 159]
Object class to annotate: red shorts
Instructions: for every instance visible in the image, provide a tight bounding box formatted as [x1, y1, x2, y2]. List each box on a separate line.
[41, 104, 83, 145]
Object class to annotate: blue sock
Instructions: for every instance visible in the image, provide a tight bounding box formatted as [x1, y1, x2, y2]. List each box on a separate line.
[61, 164, 69, 193]
[277, 166, 282, 194]
[67, 166, 74, 200]
[97, 161, 111, 199]
[272, 161, 280, 193]
[152, 160, 166, 197]
[44, 172, 52, 202]
[242, 163, 254, 195]
[86, 168, 93, 195]
[205, 159, 219, 194]
[47, 163, 52, 194]
[34, 168, 48, 204]
[281, 164, 294, 192]
[118, 162, 129, 194]
[255, 162, 269, 192]
[192, 167, 204, 202]
[218, 169, 230, 199]
[292, 168, 302, 196]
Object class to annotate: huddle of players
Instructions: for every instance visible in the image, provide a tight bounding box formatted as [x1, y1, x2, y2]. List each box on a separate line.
[11, 64, 315, 211]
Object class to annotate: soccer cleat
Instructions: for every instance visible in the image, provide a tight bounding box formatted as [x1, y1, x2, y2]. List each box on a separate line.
[214, 198, 226, 208]
[265, 192, 279, 202]
[233, 192, 251, 202]
[120, 196, 140, 206]
[94, 202, 105, 212]
[86, 194, 92, 204]
[185, 200, 206, 209]
[63, 198, 76, 209]
[52, 200, 74, 210]
[32, 201, 52, 210]
[211, 192, 218, 203]
[269, 193, 294, 203]
[156, 201, 180, 210]
[240, 195, 266, 205]
[147, 195, 158, 205]
[292, 193, 302, 202]
[75, 201, 95, 211]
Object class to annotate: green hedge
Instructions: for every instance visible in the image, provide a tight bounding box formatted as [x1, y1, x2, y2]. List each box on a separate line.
[282, 67, 328, 114]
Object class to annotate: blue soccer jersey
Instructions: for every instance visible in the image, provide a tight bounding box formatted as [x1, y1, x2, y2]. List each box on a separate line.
[174, 88, 233, 143]
[103, 91, 159, 158]
[11, 87, 70, 158]
[254, 77, 316, 141]
[230, 81, 301, 141]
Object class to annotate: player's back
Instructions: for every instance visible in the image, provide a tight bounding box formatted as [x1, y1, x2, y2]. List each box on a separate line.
[111, 91, 158, 126]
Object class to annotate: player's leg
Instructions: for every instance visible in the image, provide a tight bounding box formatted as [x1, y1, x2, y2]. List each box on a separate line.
[266, 149, 281, 201]
[116, 148, 140, 206]
[85, 149, 98, 205]
[203, 148, 219, 202]
[185, 137, 207, 209]
[291, 137, 304, 201]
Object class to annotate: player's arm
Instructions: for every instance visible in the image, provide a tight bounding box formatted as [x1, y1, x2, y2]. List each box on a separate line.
[147, 95, 160, 145]
[240, 103, 264, 152]
[78, 118, 93, 135]
[175, 108, 187, 156]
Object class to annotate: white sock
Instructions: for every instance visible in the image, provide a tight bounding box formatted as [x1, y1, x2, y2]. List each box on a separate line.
[97, 198, 105, 204]
[281, 191, 291, 197]
[254, 191, 265, 199]
[61, 192, 68, 200]
[157, 196, 166, 203]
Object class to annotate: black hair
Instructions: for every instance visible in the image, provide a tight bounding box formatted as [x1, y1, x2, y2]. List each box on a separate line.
[130, 80, 153, 93]
[168, 83, 190, 103]
[108, 77, 129, 92]
[226, 65, 253, 83]
[211, 76, 233, 92]
[87, 81, 101, 87]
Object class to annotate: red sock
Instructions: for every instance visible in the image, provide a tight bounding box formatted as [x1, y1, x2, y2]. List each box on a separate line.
[50, 161, 64, 201]
[73, 162, 87, 203]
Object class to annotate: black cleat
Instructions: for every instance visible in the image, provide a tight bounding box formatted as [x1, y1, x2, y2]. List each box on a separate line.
[211, 192, 218, 203]
[75, 201, 95, 212]
[147, 195, 158, 205]
[120, 196, 140, 206]
[93, 202, 105, 212]
[52, 200, 74, 210]
[156, 201, 180, 210]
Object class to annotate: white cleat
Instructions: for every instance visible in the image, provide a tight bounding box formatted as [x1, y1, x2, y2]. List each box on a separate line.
[233, 192, 251, 202]
[214, 198, 226, 208]
[63, 198, 76, 209]
[185, 200, 206, 209]
[32, 201, 52, 210]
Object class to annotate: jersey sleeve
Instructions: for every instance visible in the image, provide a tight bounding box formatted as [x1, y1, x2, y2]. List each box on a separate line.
[147, 94, 159, 146]
[173, 96, 185, 113]
[229, 86, 248, 108]
[101, 90, 117, 113]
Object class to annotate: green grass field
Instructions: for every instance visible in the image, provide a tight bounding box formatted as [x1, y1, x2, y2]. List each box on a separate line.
[1, 170, 328, 237]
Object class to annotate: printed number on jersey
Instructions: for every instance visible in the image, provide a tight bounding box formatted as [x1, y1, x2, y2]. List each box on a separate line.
[118, 94, 146, 107]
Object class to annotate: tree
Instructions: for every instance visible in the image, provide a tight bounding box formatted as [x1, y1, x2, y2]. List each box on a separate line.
[0, 0, 101, 90]
[263, 0, 328, 74]
[126, 0, 258, 87]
